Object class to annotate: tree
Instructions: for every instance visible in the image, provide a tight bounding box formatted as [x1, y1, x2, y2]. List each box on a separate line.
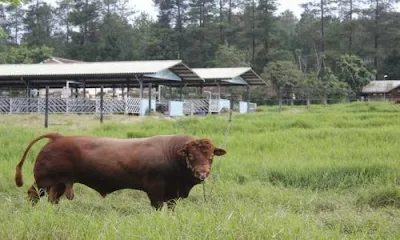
[362, 0, 400, 79]
[253, 0, 277, 71]
[2, 4, 25, 42]
[336, 54, 374, 97]
[263, 60, 303, 109]
[0, 43, 52, 63]
[317, 66, 349, 106]
[0, 0, 26, 38]
[212, 43, 250, 67]
[380, 49, 400, 80]
[22, 1, 55, 47]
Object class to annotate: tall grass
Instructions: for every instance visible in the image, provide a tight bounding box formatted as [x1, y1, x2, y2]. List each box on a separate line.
[0, 102, 399, 239]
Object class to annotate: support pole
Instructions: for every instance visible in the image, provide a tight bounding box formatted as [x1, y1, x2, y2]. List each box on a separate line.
[26, 80, 30, 98]
[139, 80, 143, 99]
[127, 78, 130, 98]
[158, 85, 161, 102]
[75, 86, 78, 99]
[100, 86, 104, 124]
[246, 85, 250, 113]
[179, 82, 183, 101]
[44, 85, 49, 128]
[218, 82, 221, 99]
[83, 80, 86, 99]
[148, 83, 152, 116]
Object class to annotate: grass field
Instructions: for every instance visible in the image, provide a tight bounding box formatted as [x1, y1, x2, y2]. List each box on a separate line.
[1, 102, 400, 239]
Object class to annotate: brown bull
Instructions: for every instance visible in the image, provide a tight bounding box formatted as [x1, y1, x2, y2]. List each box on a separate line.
[15, 133, 226, 209]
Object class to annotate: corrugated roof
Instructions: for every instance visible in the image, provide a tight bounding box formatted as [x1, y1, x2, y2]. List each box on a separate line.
[362, 80, 400, 93]
[41, 56, 84, 64]
[0, 60, 182, 77]
[0, 60, 204, 88]
[192, 67, 266, 86]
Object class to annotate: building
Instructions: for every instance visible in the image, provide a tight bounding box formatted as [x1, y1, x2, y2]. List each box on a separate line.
[361, 80, 400, 102]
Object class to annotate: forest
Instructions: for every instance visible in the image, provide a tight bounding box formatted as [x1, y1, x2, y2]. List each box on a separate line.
[0, 0, 399, 103]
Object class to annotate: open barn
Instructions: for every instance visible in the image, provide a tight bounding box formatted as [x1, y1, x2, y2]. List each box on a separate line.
[0, 59, 263, 124]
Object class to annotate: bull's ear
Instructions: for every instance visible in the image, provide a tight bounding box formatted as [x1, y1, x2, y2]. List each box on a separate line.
[214, 148, 226, 156]
[177, 145, 187, 157]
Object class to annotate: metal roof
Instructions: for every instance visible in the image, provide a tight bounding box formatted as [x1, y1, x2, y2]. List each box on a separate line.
[0, 60, 204, 88]
[41, 56, 84, 64]
[192, 67, 266, 86]
[361, 80, 400, 93]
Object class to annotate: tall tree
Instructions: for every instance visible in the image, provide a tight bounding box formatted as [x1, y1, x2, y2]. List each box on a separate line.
[253, 0, 277, 71]
[336, 54, 374, 96]
[3, 4, 25, 43]
[362, 0, 400, 79]
[263, 60, 303, 108]
[23, 0, 54, 47]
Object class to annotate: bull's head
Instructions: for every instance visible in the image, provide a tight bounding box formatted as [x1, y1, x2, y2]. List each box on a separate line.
[177, 138, 226, 181]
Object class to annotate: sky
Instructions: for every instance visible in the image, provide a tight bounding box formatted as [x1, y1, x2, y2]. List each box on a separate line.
[133, 0, 306, 19]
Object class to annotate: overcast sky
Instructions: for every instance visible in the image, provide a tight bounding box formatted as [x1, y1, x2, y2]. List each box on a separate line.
[40, 0, 307, 19]
[41, 0, 400, 20]
[133, 0, 307, 19]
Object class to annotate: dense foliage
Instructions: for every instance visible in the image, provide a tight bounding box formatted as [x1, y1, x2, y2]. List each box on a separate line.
[2, 0, 400, 101]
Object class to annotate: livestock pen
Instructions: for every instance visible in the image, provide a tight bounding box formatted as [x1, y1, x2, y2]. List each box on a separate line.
[0, 59, 263, 126]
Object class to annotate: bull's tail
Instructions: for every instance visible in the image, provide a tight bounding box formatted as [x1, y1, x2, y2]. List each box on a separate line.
[15, 133, 62, 187]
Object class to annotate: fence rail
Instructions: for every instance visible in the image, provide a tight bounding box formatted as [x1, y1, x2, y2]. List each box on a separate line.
[0, 97, 257, 115]
[0, 97, 142, 114]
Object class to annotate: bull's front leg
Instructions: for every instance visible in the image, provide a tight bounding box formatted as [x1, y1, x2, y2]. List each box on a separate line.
[145, 182, 166, 210]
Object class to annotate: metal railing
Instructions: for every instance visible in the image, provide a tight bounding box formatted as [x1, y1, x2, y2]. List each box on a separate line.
[0, 97, 142, 114]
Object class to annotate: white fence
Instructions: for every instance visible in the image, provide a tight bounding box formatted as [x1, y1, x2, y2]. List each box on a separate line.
[0, 97, 257, 115]
[0, 97, 142, 114]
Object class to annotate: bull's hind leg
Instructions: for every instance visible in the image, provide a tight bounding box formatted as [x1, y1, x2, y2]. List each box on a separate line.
[27, 183, 45, 206]
[48, 183, 66, 205]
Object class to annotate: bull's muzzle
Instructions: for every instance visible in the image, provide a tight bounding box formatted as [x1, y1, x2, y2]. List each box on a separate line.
[193, 165, 210, 181]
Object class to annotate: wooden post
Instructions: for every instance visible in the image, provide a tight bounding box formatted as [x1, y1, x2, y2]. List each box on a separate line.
[100, 86, 104, 124]
[148, 83, 152, 116]
[75, 86, 78, 98]
[44, 85, 49, 128]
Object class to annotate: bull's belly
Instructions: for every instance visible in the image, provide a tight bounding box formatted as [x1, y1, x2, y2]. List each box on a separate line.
[76, 174, 145, 196]
[34, 164, 145, 196]
[76, 178, 143, 195]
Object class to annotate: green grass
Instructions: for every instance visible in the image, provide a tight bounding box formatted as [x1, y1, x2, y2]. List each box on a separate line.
[1, 102, 400, 239]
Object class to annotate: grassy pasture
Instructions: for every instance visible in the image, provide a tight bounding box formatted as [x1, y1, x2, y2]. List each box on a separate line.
[0, 101, 400, 239]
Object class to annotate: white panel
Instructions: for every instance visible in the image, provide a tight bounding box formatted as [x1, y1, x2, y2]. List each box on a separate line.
[169, 101, 184, 116]
[239, 101, 248, 113]
[140, 99, 156, 116]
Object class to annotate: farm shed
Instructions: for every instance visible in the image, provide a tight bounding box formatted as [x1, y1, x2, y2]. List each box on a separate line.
[0, 59, 262, 121]
[190, 67, 266, 113]
[361, 80, 400, 102]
